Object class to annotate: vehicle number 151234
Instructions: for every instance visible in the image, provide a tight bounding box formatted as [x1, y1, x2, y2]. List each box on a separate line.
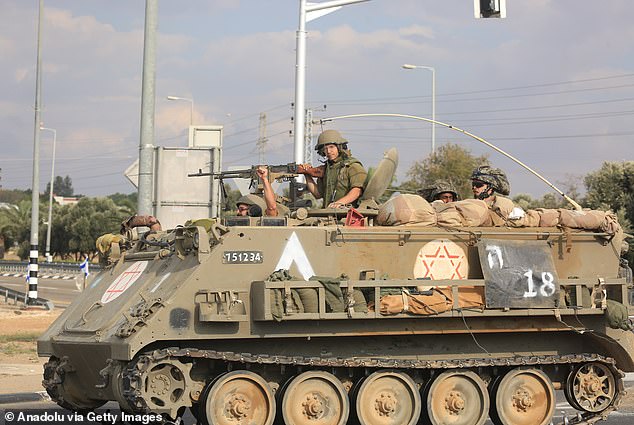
[222, 251, 263, 264]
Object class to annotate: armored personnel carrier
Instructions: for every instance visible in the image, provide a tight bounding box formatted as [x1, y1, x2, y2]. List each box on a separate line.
[38, 151, 632, 425]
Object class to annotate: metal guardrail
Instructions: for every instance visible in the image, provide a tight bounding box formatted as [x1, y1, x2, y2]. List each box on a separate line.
[0, 285, 54, 310]
[0, 260, 102, 275]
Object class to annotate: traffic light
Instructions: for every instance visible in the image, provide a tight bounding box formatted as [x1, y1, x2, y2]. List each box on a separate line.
[474, 0, 506, 18]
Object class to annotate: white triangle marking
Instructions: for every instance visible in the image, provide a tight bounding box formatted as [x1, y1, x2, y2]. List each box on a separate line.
[274, 232, 315, 281]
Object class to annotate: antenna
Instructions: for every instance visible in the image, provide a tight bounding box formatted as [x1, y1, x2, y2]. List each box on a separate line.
[318, 113, 582, 211]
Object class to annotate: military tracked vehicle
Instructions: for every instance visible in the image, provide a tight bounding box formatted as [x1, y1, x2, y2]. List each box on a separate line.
[38, 148, 633, 425]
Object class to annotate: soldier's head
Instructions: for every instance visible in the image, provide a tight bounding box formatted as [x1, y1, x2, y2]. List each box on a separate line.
[235, 195, 265, 217]
[430, 180, 459, 203]
[470, 165, 510, 200]
[315, 130, 349, 161]
[419, 180, 459, 203]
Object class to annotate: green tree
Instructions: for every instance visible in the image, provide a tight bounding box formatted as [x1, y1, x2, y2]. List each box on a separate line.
[582, 161, 634, 264]
[44, 175, 74, 197]
[583, 161, 634, 230]
[399, 143, 488, 200]
[0, 200, 35, 259]
[58, 197, 129, 260]
[0, 189, 30, 204]
[108, 192, 137, 216]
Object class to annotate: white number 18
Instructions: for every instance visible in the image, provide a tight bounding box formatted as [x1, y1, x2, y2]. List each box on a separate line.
[523, 270, 556, 298]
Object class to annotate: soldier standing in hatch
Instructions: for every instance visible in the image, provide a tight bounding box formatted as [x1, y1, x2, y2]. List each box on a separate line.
[235, 166, 283, 217]
[300, 130, 368, 208]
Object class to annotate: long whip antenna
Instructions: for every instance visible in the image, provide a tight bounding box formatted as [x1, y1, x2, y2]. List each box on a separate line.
[319, 113, 582, 210]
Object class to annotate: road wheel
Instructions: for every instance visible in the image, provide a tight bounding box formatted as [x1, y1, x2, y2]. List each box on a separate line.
[200, 370, 275, 425]
[281, 371, 349, 425]
[354, 370, 420, 425]
[423, 370, 488, 425]
[490, 368, 554, 425]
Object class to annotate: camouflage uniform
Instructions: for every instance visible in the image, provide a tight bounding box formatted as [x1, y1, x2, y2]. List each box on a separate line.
[317, 156, 367, 207]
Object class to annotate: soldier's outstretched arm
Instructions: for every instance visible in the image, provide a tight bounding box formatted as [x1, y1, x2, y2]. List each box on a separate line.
[256, 166, 278, 217]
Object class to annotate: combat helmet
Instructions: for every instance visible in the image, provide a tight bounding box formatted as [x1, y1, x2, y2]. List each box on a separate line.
[315, 129, 348, 156]
[470, 165, 510, 196]
[236, 194, 267, 216]
[419, 179, 460, 203]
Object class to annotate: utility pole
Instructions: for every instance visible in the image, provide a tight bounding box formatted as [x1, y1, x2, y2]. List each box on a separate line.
[293, 0, 370, 165]
[27, 0, 44, 305]
[304, 109, 313, 165]
[137, 0, 158, 216]
[257, 112, 268, 164]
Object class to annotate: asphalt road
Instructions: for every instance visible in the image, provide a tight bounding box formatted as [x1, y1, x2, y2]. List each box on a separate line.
[0, 275, 86, 307]
[1, 389, 633, 425]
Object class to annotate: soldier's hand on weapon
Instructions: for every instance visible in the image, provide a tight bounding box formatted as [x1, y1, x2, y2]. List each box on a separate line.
[256, 166, 268, 180]
[297, 163, 325, 178]
[327, 201, 346, 209]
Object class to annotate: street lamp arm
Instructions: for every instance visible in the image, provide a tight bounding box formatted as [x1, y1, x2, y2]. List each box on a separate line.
[306, 0, 370, 12]
[166, 95, 194, 125]
[318, 113, 582, 211]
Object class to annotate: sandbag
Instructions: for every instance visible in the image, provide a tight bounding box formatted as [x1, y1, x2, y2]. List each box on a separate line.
[270, 289, 304, 321]
[453, 199, 490, 227]
[434, 201, 463, 227]
[296, 288, 318, 313]
[377, 194, 436, 226]
[536, 208, 560, 227]
[605, 299, 633, 330]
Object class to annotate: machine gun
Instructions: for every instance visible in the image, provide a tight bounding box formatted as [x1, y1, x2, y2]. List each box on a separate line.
[191, 163, 295, 187]
[188, 163, 324, 208]
[188, 163, 324, 183]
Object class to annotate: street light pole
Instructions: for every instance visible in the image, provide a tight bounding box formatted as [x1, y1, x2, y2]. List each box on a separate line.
[167, 96, 194, 126]
[293, 0, 371, 165]
[27, 0, 44, 305]
[402, 64, 436, 154]
[40, 126, 56, 263]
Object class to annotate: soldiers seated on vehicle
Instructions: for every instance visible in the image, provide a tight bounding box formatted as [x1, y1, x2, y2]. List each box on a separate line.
[419, 179, 459, 204]
[471, 165, 526, 225]
[300, 129, 368, 209]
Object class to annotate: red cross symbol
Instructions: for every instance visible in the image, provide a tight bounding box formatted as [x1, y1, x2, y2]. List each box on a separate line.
[101, 261, 148, 303]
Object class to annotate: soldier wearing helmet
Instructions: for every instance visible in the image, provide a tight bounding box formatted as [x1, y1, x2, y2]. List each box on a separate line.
[471, 165, 526, 225]
[420, 179, 459, 203]
[301, 130, 368, 208]
[470, 165, 511, 202]
[235, 166, 286, 217]
[235, 194, 266, 217]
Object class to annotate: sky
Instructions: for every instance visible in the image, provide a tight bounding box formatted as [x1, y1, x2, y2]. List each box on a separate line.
[1, 0, 633, 200]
